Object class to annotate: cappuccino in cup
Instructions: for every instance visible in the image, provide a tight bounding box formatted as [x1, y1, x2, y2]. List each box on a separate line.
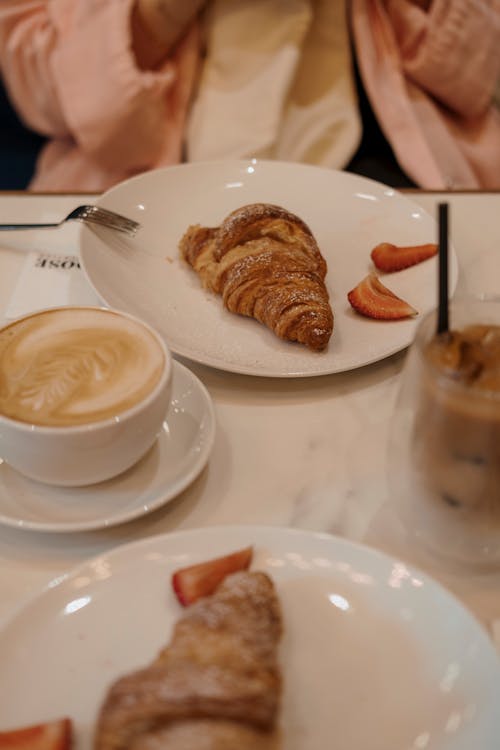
[0, 307, 172, 486]
[0, 307, 165, 427]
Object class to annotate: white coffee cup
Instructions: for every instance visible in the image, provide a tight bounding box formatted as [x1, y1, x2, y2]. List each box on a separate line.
[0, 306, 172, 486]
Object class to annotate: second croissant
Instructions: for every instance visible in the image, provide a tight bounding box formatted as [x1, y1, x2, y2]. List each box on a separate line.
[179, 203, 334, 352]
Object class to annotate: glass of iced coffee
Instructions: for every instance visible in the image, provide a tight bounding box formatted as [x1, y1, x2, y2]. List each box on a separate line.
[389, 296, 500, 569]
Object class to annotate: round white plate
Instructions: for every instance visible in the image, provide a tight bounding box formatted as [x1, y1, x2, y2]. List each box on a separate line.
[0, 362, 215, 533]
[0, 526, 498, 749]
[79, 160, 458, 378]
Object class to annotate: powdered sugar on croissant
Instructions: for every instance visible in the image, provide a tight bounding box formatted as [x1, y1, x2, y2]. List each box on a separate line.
[179, 204, 333, 352]
[94, 571, 282, 750]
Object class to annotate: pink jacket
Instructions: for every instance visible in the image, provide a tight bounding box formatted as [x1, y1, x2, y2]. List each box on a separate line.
[0, 0, 200, 191]
[351, 0, 500, 189]
[1, 0, 499, 191]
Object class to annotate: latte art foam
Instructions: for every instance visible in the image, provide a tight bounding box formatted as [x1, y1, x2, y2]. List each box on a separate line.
[0, 308, 165, 426]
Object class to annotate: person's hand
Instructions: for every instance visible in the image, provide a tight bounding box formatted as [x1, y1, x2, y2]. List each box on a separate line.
[132, 0, 206, 69]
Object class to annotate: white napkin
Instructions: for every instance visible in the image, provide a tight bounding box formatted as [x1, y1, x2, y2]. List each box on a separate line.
[5, 250, 100, 320]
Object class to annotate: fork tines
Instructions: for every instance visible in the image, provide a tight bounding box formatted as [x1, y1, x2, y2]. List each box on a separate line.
[81, 205, 140, 236]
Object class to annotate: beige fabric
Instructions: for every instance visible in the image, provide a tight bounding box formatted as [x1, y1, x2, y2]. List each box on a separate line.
[186, 0, 361, 168]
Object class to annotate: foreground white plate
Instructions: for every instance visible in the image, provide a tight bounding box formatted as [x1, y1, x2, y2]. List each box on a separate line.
[0, 362, 215, 532]
[0, 526, 498, 749]
[80, 160, 458, 377]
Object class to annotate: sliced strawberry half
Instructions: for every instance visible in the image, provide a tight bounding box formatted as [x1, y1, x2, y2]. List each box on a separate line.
[0, 719, 72, 750]
[347, 274, 418, 320]
[172, 546, 253, 606]
[371, 242, 438, 272]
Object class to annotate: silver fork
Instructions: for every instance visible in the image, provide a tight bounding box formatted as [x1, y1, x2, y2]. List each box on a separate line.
[0, 205, 140, 236]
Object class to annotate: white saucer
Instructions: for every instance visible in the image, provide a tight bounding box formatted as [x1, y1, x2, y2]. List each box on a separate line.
[0, 362, 215, 533]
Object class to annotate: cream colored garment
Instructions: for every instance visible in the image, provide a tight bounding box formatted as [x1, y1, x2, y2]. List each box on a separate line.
[187, 0, 362, 168]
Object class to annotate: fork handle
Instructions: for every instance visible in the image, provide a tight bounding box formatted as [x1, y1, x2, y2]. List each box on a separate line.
[0, 223, 59, 230]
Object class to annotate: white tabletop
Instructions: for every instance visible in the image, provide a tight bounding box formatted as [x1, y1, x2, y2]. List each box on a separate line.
[0, 190, 499, 645]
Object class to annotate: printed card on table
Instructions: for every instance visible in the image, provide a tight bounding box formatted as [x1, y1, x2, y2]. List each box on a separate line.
[5, 250, 100, 320]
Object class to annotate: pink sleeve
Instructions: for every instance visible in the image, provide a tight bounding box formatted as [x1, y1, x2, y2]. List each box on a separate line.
[385, 0, 500, 118]
[351, 0, 500, 188]
[0, 0, 199, 171]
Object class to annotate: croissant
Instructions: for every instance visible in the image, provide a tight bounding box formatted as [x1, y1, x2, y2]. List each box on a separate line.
[179, 203, 333, 351]
[94, 571, 283, 750]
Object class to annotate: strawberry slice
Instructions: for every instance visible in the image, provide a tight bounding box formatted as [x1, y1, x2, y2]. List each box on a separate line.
[347, 274, 418, 320]
[371, 242, 437, 272]
[0, 719, 72, 750]
[172, 546, 253, 606]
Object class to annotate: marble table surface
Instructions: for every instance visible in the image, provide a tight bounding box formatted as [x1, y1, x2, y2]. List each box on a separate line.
[0, 189, 499, 648]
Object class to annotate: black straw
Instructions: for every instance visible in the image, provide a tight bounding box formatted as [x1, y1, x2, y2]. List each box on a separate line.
[437, 202, 449, 335]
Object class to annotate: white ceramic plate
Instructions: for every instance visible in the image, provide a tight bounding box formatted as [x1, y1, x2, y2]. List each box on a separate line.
[0, 526, 498, 749]
[79, 160, 458, 378]
[0, 362, 215, 533]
